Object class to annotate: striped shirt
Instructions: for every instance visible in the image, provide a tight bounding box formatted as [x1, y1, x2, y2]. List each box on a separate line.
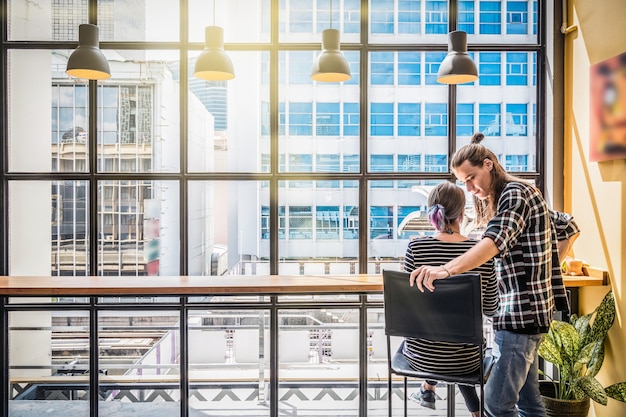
[402, 237, 498, 374]
[483, 181, 574, 333]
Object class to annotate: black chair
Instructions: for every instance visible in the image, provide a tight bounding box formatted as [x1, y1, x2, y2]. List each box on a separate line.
[383, 269, 491, 417]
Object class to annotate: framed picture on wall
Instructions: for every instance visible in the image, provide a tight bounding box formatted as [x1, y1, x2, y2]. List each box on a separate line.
[589, 51, 626, 162]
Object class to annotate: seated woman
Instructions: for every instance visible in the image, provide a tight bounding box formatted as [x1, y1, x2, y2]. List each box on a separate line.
[402, 181, 498, 417]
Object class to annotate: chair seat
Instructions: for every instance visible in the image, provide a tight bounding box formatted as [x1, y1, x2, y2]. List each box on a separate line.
[390, 341, 487, 386]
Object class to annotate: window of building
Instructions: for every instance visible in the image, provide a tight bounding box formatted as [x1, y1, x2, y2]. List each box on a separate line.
[479, 52, 502, 85]
[506, 103, 528, 136]
[398, 52, 421, 85]
[456, 103, 475, 137]
[316, 103, 340, 136]
[397, 205, 421, 239]
[370, 103, 394, 136]
[398, 103, 420, 136]
[316, 154, 340, 188]
[425, 0, 448, 34]
[425, 154, 448, 172]
[288, 206, 313, 239]
[479, 0, 502, 34]
[370, 0, 394, 34]
[289, 51, 314, 85]
[399, 0, 421, 34]
[425, 52, 447, 85]
[369, 206, 393, 239]
[398, 154, 421, 188]
[506, 52, 528, 85]
[316, 206, 340, 239]
[424, 103, 448, 136]
[505, 154, 529, 172]
[371, 52, 395, 85]
[506, 0, 528, 35]
[458, 1, 476, 33]
[480, 103, 502, 136]
[344, 0, 361, 33]
[288, 102, 313, 136]
[370, 154, 394, 188]
[342, 154, 359, 188]
[342, 102, 359, 136]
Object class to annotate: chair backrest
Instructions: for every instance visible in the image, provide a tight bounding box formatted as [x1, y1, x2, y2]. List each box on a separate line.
[383, 270, 483, 345]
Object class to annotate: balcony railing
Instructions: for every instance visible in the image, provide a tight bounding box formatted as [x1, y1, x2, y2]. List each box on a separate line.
[0, 273, 602, 417]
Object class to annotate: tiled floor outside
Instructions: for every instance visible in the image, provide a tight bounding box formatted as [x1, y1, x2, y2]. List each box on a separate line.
[9, 383, 476, 416]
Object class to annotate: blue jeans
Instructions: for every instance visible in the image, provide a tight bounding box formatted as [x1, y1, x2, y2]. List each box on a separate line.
[485, 330, 546, 417]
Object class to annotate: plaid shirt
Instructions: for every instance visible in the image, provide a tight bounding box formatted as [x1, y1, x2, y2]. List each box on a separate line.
[483, 181, 574, 332]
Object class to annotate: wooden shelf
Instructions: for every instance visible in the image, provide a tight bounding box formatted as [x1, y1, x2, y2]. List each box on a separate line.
[563, 266, 609, 287]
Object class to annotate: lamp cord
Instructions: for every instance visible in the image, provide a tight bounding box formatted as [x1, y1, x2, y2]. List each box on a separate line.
[329, 0, 333, 29]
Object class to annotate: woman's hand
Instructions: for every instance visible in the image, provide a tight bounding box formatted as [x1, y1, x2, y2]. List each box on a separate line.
[409, 265, 449, 292]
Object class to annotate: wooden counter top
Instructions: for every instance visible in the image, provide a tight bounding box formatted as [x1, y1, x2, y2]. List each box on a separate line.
[0, 274, 384, 297]
[0, 268, 608, 297]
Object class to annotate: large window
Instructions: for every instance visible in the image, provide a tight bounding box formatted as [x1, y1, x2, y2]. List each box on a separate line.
[3, 0, 543, 278]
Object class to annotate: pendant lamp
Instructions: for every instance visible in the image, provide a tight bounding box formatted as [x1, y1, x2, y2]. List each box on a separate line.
[311, 0, 351, 82]
[194, 25, 235, 81]
[437, 30, 477, 85]
[66, 24, 111, 80]
[311, 29, 351, 82]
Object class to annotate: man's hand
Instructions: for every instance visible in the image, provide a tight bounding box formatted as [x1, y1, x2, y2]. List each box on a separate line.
[409, 265, 449, 292]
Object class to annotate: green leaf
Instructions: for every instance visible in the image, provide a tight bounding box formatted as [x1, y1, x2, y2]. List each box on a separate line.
[573, 312, 592, 345]
[605, 382, 626, 403]
[589, 291, 615, 343]
[539, 322, 567, 365]
[538, 333, 562, 366]
[552, 320, 580, 362]
[586, 339, 605, 377]
[579, 376, 608, 405]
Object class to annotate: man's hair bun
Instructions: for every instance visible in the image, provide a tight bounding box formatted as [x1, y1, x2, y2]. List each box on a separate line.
[470, 132, 485, 144]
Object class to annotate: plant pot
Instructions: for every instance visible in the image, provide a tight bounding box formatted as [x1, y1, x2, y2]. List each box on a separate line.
[539, 381, 590, 417]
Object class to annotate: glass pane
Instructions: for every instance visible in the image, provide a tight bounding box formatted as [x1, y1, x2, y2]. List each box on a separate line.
[99, 50, 180, 173]
[188, 181, 267, 276]
[367, 180, 442, 273]
[278, 181, 359, 274]
[9, 310, 91, 415]
[277, 308, 360, 416]
[9, 50, 68, 172]
[188, 51, 269, 173]
[101, 0, 180, 41]
[99, 180, 180, 276]
[189, 0, 269, 43]
[457, 51, 537, 172]
[8, 0, 87, 41]
[10, 181, 86, 276]
[279, 0, 361, 43]
[467, 0, 538, 44]
[52, 181, 90, 276]
[98, 310, 180, 416]
[278, 51, 360, 169]
[368, 57, 449, 172]
[367, 306, 397, 413]
[188, 309, 270, 416]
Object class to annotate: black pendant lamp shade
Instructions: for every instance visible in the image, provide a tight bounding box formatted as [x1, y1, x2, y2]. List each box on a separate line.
[311, 28, 351, 82]
[437, 30, 478, 85]
[194, 26, 235, 81]
[66, 24, 111, 80]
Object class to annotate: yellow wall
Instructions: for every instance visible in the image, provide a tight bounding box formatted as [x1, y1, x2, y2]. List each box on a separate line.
[565, 0, 626, 415]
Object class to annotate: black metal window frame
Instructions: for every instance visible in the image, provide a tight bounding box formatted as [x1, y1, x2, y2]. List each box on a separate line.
[0, 0, 546, 273]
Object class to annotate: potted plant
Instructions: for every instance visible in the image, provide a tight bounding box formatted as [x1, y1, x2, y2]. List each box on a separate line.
[538, 290, 626, 416]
